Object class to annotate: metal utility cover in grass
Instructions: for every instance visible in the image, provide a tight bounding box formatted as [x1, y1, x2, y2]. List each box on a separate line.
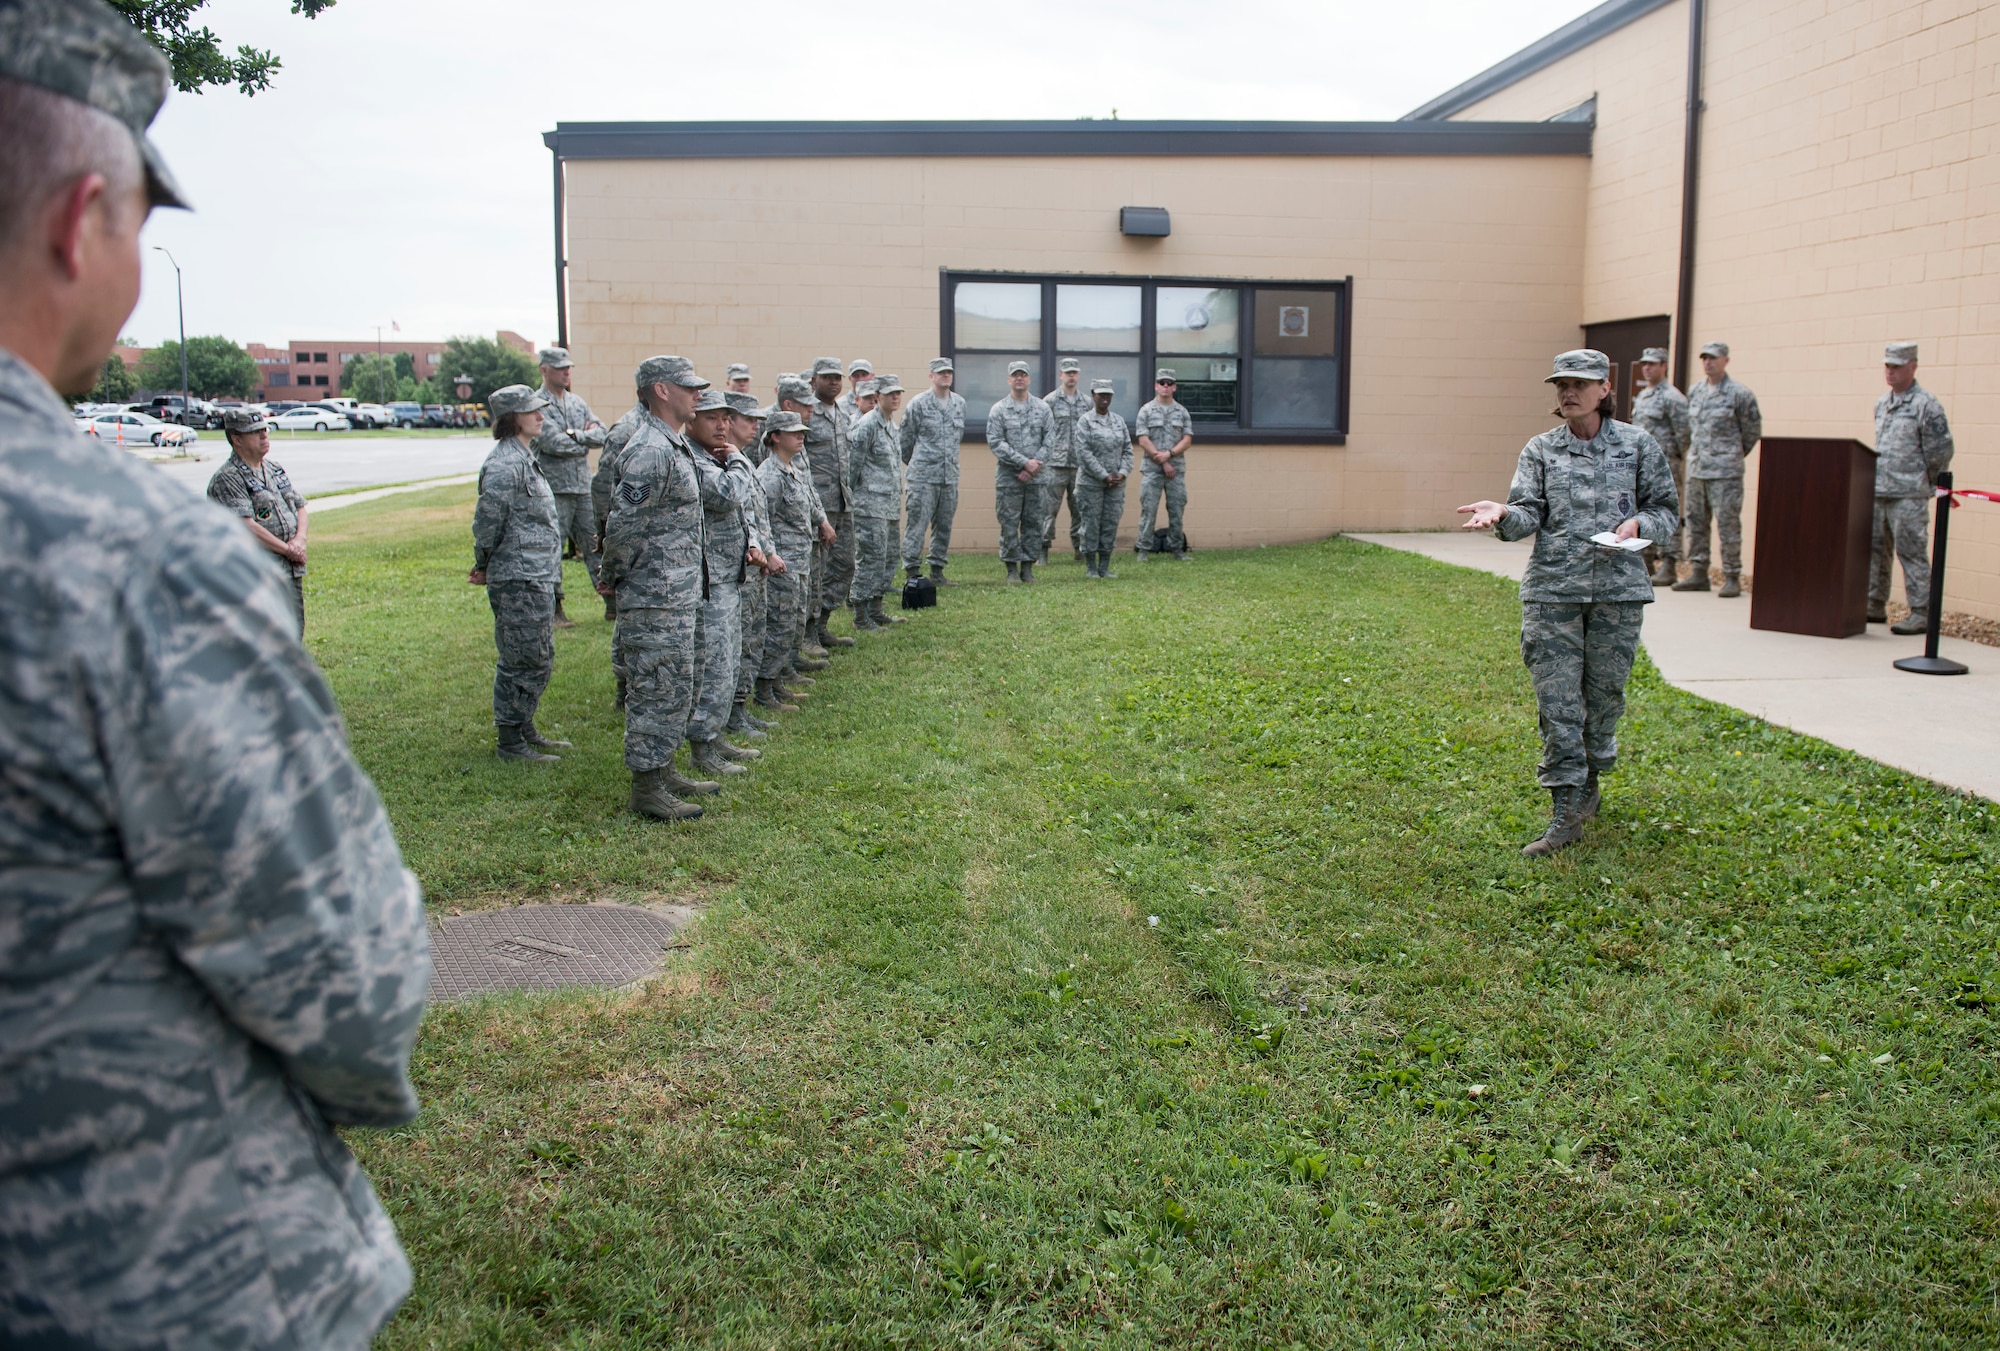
[429, 904, 683, 999]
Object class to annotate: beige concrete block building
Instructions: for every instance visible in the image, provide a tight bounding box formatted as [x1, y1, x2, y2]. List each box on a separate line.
[549, 0, 1997, 617]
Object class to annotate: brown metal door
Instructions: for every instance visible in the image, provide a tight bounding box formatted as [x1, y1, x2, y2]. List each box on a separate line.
[1583, 315, 1672, 420]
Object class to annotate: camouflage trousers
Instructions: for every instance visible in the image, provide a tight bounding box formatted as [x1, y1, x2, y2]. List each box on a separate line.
[488, 579, 555, 727]
[284, 573, 306, 634]
[687, 580, 742, 742]
[737, 572, 766, 702]
[995, 477, 1048, 564]
[1040, 466, 1084, 557]
[1520, 601, 1645, 788]
[903, 480, 958, 571]
[1657, 452, 1688, 562]
[1683, 475, 1744, 574]
[811, 510, 856, 616]
[761, 567, 811, 679]
[850, 515, 898, 604]
[1076, 479, 1127, 555]
[1137, 466, 1187, 552]
[1870, 496, 1933, 612]
[617, 603, 698, 772]
[551, 492, 599, 600]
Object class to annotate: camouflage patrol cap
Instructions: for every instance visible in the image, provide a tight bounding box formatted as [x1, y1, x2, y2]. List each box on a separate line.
[1154, 369, 1177, 384]
[810, 357, 842, 377]
[1543, 349, 1612, 383]
[765, 410, 808, 436]
[1058, 358, 1080, 373]
[1639, 347, 1669, 365]
[489, 384, 552, 416]
[848, 358, 873, 376]
[1884, 341, 1918, 366]
[725, 362, 751, 379]
[635, 354, 707, 392]
[723, 390, 762, 415]
[692, 388, 730, 413]
[0, 0, 190, 209]
[873, 374, 904, 395]
[222, 407, 270, 434]
[1089, 378, 1115, 394]
[854, 379, 877, 397]
[1007, 360, 1031, 376]
[537, 346, 573, 368]
[929, 357, 953, 374]
[776, 374, 815, 404]
[1699, 341, 1729, 358]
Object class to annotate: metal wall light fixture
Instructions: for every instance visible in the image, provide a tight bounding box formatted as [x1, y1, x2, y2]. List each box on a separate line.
[1120, 206, 1171, 237]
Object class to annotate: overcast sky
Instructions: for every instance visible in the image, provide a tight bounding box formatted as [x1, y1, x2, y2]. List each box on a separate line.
[125, 0, 1599, 351]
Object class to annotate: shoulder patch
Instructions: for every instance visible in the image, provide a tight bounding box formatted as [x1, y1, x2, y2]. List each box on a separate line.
[618, 480, 652, 506]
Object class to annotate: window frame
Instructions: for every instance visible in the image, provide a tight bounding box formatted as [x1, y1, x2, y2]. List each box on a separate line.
[940, 269, 1351, 443]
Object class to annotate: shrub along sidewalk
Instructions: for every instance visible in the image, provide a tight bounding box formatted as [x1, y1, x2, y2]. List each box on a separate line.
[308, 487, 2000, 1348]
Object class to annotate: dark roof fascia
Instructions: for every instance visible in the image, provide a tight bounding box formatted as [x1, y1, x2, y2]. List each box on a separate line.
[1401, 0, 1678, 121]
[541, 119, 1590, 161]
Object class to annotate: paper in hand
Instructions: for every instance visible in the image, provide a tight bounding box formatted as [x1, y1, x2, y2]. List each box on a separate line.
[1590, 532, 1651, 552]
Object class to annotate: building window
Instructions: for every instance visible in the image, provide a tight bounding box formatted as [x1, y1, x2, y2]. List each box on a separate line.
[313, 352, 328, 363]
[941, 271, 1349, 440]
[294, 353, 307, 364]
[314, 375, 329, 387]
[270, 371, 290, 386]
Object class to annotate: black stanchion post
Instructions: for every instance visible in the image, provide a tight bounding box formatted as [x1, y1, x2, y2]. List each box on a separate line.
[1893, 469, 1969, 676]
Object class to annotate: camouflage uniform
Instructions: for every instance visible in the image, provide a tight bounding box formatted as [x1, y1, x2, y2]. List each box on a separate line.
[738, 449, 777, 704]
[1041, 382, 1091, 558]
[1684, 373, 1762, 577]
[688, 436, 758, 743]
[806, 387, 856, 619]
[1629, 378, 1690, 561]
[1493, 416, 1680, 787]
[0, 345, 429, 1349]
[591, 402, 647, 547]
[846, 404, 903, 606]
[987, 393, 1056, 564]
[1871, 379, 1954, 614]
[472, 435, 563, 728]
[758, 449, 825, 679]
[531, 379, 607, 594]
[206, 449, 307, 626]
[1074, 407, 1133, 555]
[600, 412, 751, 771]
[900, 379, 965, 573]
[1134, 398, 1194, 553]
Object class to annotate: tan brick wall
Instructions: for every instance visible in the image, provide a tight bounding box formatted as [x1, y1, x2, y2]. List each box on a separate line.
[1457, 0, 2000, 620]
[563, 152, 1589, 554]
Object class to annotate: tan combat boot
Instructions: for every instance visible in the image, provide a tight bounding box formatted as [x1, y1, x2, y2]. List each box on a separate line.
[690, 738, 747, 776]
[1522, 785, 1587, 857]
[630, 768, 701, 821]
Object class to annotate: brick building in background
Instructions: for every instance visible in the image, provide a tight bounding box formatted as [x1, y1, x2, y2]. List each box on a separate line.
[252, 330, 536, 402]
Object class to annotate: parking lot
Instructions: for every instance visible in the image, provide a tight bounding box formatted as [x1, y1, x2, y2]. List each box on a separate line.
[145, 429, 494, 497]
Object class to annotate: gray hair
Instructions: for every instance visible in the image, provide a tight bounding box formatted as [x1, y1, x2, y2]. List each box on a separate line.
[0, 76, 144, 252]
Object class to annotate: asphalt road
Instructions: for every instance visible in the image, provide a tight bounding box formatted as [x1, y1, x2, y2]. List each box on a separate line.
[145, 431, 494, 497]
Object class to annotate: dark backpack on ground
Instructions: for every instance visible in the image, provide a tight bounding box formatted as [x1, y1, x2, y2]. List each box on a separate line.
[901, 575, 937, 609]
[1152, 528, 1190, 555]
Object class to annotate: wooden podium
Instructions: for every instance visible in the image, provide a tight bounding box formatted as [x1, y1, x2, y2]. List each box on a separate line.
[1750, 437, 1876, 638]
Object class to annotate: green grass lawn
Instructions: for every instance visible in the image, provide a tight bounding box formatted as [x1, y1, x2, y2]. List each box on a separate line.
[310, 487, 2000, 1348]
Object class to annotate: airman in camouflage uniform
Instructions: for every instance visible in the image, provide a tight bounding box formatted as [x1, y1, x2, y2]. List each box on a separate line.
[726, 390, 778, 739]
[837, 357, 873, 421]
[901, 357, 965, 585]
[725, 361, 752, 394]
[1675, 341, 1761, 597]
[531, 345, 607, 625]
[1459, 350, 1680, 857]
[600, 356, 751, 821]
[1074, 378, 1133, 577]
[207, 406, 309, 627]
[1041, 358, 1090, 561]
[0, 8, 429, 1346]
[989, 359, 1056, 582]
[805, 357, 858, 647]
[684, 389, 762, 776]
[1135, 370, 1194, 558]
[1628, 345, 1691, 584]
[471, 385, 569, 761]
[1871, 341, 1955, 633]
[848, 373, 905, 629]
[756, 412, 828, 712]
[774, 374, 832, 667]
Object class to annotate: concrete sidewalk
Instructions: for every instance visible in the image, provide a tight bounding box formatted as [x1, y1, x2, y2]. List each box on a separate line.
[1347, 531, 1999, 802]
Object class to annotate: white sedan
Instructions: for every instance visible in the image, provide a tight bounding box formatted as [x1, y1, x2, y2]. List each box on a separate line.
[84, 410, 199, 448]
[270, 407, 351, 432]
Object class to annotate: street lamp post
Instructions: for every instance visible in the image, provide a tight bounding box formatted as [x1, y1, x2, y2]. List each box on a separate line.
[152, 247, 188, 422]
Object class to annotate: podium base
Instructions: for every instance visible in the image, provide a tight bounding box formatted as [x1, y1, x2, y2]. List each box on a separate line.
[1893, 654, 1969, 676]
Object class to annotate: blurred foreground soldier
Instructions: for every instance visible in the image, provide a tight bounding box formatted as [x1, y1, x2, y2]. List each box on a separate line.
[901, 356, 965, 586]
[848, 373, 905, 629]
[1676, 341, 1761, 597]
[1074, 378, 1132, 578]
[684, 388, 762, 777]
[806, 358, 858, 647]
[532, 345, 607, 626]
[838, 357, 873, 419]
[470, 385, 569, 761]
[725, 362, 751, 394]
[728, 391, 780, 739]
[1629, 346, 1690, 584]
[1134, 370, 1193, 559]
[600, 356, 752, 820]
[1872, 342, 1954, 634]
[757, 411, 833, 713]
[988, 359, 1054, 582]
[1457, 350, 1678, 857]
[0, 5, 430, 1345]
[1042, 357, 1088, 562]
[207, 406, 309, 627]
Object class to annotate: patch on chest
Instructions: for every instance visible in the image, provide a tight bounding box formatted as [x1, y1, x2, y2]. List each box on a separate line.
[254, 502, 274, 521]
[618, 480, 651, 506]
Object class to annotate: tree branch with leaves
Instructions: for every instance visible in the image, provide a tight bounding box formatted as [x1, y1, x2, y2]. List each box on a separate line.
[106, 0, 334, 95]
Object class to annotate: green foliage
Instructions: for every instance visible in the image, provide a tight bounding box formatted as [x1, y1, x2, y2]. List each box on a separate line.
[85, 354, 135, 405]
[341, 351, 418, 403]
[298, 500, 2000, 1347]
[136, 335, 256, 398]
[107, 0, 334, 96]
[428, 336, 536, 407]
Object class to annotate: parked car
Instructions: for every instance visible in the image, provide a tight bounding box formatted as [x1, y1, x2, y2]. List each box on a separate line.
[84, 410, 200, 448]
[147, 394, 220, 429]
[421, 404, 450, 428]
[270, 406, 350, 432]
[308, 400, 381, 429]
[348, 402, 396, 429]
[386, 400, 426, 429]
